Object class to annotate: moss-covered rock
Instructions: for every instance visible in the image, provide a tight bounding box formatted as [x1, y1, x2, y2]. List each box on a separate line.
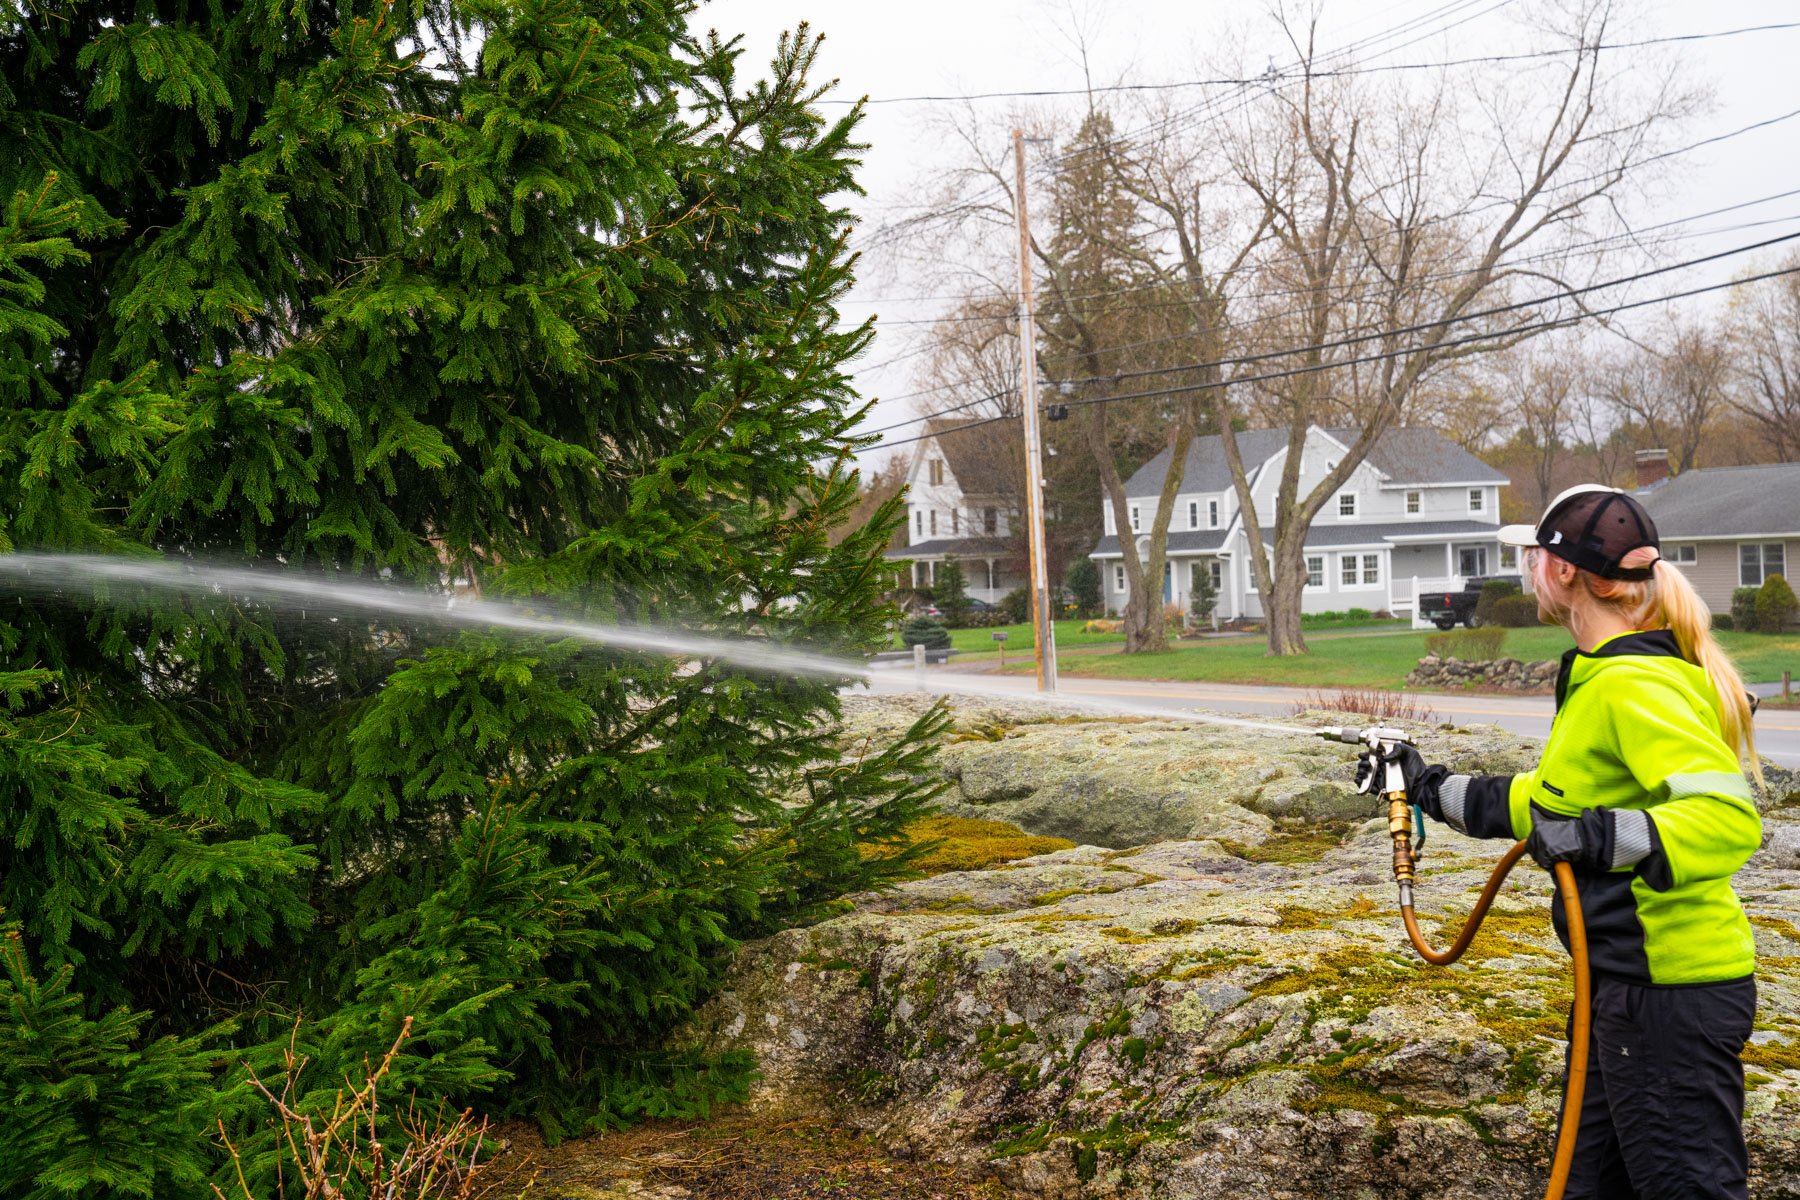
[682, 700, 1800, 1199]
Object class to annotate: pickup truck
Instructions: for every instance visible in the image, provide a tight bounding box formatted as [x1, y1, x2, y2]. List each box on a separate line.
[1419, 575, 1523, 630]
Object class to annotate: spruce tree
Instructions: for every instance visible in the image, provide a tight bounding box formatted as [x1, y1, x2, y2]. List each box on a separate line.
[0, 3, 940, 1194]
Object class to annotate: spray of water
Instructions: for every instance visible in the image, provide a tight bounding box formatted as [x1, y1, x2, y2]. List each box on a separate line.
[0, 553, 1316, 736]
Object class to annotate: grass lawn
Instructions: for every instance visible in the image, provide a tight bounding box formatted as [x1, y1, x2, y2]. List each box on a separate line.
[1016, 626, 1800, 690]
[892, 619, 1126, 654]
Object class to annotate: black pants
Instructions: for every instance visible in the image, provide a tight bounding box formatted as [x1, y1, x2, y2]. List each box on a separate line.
[1557, 973, 1757, 1200]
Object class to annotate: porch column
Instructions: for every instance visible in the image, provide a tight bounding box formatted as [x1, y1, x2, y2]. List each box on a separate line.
[1443, 543, 1453, 577]
[986, 558, 995, 597]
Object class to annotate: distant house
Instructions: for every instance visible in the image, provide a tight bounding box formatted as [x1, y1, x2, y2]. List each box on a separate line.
[1089, 426, 1512, 620]
[883, 419, 1026, 602]
[1634, 450, 1800, 615]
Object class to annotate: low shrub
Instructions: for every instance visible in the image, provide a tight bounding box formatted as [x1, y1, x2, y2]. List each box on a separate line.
[999, 586, 1031, 625]
[1756, 574, 1798, 632]
[1487, 593, 1540, 627]
[1292, 687, 1438, 725]
[899, 615, 951, 650]
[1732, 587, 1760, 631]
[1475, 578, 1523, 626]
[1424, 626, 1508, 661]
[1712, 613, 1735, 631]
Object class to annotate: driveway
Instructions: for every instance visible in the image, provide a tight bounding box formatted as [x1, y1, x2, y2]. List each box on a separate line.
[864, 669, 1800, 769]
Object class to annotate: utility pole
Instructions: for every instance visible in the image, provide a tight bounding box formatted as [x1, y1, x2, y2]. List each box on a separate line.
[1013, 128, 1058, 692]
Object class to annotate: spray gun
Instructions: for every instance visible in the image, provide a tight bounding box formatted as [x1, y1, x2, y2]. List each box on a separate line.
[1318, 726, 1425, 908]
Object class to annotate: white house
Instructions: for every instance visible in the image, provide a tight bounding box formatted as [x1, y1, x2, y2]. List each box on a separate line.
[1089, 426, 1514, 619]
[1634, 450, 1800, 618]
[883, 419, 1027, 603]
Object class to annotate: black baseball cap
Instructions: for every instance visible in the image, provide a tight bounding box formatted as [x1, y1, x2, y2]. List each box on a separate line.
[1497, 484, 1661, 581]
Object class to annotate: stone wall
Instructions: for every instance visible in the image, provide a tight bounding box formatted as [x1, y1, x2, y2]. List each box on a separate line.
[1406, 655, 1559, 692]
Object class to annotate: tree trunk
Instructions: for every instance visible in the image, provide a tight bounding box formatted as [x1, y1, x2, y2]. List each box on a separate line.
[1264, 532, 1310, 656]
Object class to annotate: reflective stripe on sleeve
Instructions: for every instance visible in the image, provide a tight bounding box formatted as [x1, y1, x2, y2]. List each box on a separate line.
[1611, 808, 1655, 869]
[1664, 772, 1754, 802]
[1440, 774, 1471, 834]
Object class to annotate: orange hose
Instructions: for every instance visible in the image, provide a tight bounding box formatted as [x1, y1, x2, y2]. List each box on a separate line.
[1395, 843, 1590, 1200]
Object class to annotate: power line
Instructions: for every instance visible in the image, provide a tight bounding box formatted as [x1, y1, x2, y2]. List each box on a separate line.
[1054, 228, 1800, 389]
[1049, 261, 1800, 415]
[820, 21, 1800, 108]
[870, 261, 1800, 448]
[839, 181, 1800, 308]
[856, 203, 1800, 438]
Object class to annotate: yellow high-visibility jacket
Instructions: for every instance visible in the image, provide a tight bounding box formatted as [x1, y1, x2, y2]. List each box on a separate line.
[1439, 629, 1761, 984]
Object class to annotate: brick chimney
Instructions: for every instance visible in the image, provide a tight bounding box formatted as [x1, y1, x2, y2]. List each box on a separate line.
[1635, 448, 1671, 491]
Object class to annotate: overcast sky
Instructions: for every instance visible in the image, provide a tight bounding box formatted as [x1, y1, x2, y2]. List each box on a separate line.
[699, 0, 1800, 467]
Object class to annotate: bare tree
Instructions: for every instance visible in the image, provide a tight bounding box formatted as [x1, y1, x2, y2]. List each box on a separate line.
[1194, 0, 1695, 654]
[1606, 320, 1727, 472]
[1725, 254, 1800, 462]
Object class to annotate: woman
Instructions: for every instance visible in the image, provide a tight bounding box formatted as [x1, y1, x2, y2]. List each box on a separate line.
[1384, 483, 1764, 1200]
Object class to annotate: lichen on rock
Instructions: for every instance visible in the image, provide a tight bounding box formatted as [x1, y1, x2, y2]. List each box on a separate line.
[679, 698, 1800, 1198]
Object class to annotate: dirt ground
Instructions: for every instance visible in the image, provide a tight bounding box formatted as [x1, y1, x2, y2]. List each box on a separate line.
[493, 1110, 1022, 1200]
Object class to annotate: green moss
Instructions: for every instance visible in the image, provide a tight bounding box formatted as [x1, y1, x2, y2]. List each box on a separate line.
[1742, 1039, 1800, 1073]
[890, 816, 1075, 876]
[1749, 914, 1800, 943]
[1221, 817, 1354, 865]
[1119, 1037, 1149, 1067]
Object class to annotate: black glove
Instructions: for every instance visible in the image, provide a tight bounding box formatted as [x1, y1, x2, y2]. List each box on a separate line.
[1356, 743, 1450, 822]
[1524, 802, 1613, 873]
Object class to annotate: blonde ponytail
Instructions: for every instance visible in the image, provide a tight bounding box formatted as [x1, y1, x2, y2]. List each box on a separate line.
[1585, 547, 1760, 785]
[1650, 556, 1761, 787]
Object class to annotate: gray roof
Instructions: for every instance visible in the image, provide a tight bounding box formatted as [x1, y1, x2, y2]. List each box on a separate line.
[1090, 519, 1499, 557]
[1121, 429, 1290, 497]
[883, 536, 1016, 560]
[1121, 426, 1506, 498]
[1328, 427, 1509, 486]
[1636, 462, 1800, 538]
[1090, 529, 1232, 557]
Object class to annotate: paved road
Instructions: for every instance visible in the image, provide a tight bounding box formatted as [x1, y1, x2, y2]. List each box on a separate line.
[865, 668, 1800, 768]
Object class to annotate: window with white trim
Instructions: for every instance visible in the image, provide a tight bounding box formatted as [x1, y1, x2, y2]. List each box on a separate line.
[1499, 544, 1518, 570]
[1468, 488, 1485, 513]
[1129, 505, 1141, 533]
[1208, 498, 1220, 528]
[928, 510, 937, 535]
[1405, 490, 1422, 515]
[1210, 560, 1223, 590]
[1341, 553, 1380, 587]
[1741, 543, 1786, 587]
[1666, 543, 1696, 565]
[951, 508, 959, 535]
[1458, 546, 1489, 577]
[1188, 500, 1199, 530]
[1305, 556, 1324, 588]
[983, 507, 998, 534]
[928, 459, 943, 486]
[1114, 564, 1127, 592]
[914, 511, 923, 536]
[1338, 492, 1357, 518]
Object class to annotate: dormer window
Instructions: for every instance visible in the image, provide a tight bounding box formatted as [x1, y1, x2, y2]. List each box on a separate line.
[1188, 501, 1199, 530]
[928, 459, 943, 486]
[1405, 490, 1421, 515]
[929, 510, 937, 535]
[1338, 492, 1357, 518]
[951, 508, 959, 535]
[1129, 505, 1141, 532]
[915, 511, 923, 535]
[1208, 499, 1220, 528]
